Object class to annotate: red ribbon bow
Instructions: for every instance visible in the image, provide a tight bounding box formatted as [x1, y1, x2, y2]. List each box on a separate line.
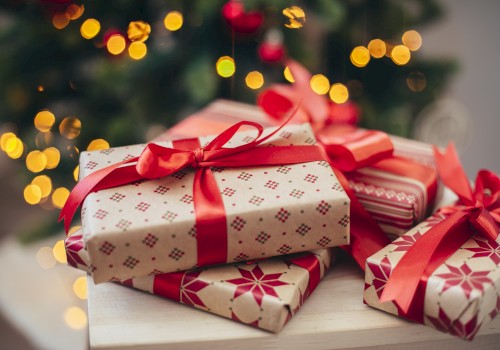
[380, 144, 500, 322]
[60, 112, 327, 267]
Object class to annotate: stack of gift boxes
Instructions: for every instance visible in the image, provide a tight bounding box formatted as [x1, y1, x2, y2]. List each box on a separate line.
[64, 66, 500, 338]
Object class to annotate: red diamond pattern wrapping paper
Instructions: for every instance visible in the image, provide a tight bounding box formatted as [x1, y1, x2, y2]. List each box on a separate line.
[364, 213, 500, 340]
[65, 231, 333, 333]
[78, 123, 349, 283]
[159, 100, 441, 239]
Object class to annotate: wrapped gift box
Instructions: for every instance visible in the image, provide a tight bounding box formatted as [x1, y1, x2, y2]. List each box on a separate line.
[159, 99, 439, 239]
[77, 123, 349, 283]
[66, 231, 333, 333]
[364, 213, 500, 340]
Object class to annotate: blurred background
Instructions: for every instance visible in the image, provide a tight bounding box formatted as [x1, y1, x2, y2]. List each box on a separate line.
[0, 0, 499, 349]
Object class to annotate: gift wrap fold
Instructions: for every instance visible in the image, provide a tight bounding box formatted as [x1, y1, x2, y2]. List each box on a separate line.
[162, 99, 439, 238]
[66, 231, 334, 333]
[74, 123, 349, 283]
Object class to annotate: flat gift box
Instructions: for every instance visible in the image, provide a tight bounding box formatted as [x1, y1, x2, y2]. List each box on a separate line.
[77, 123, 349, 283]
[364, 213, 500, 340]
[66, 231, 333, 333]
[159, 99, 439, 238]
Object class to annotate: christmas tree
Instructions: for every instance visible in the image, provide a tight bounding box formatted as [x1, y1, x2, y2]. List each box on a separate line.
[0, 0, 456, 239]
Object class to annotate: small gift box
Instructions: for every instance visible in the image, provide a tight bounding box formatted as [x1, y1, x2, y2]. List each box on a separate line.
[66, 231, 334, 333]
[64, 122, 349, 283]
[364, 145, 500, 340]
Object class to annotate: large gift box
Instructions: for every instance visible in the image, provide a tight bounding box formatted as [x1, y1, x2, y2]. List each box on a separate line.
[160, 99, 439, 239]
[69, 123, 349, 283]
[66, 231, 334, 333]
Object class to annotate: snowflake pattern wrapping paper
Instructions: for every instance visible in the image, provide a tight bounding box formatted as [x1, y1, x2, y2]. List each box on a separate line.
[364, 213, 500, 340]
[66, 231, 333, 333]
[78, 123, 349, 283]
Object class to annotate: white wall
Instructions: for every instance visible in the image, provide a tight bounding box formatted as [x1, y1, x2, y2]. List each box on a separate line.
[420, 0, 500, 176]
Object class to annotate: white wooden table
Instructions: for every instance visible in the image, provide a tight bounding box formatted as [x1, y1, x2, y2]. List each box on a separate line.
[87, 254, 500, 350]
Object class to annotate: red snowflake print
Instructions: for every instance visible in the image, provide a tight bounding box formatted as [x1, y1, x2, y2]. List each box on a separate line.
[292, 288, 309, 315]
[226, 265, 289, 306]
[366, 256, 392, 298]
[489, 295, 500, 320]
[64, 234, 87, 269]
[179, 270, 210, 308]
[231, 311, 259, 327]
[435, 263, 492, 299]
[465, 237, 500, 265]
[391, 231, 424, 252]
[426, 307, 482, 340]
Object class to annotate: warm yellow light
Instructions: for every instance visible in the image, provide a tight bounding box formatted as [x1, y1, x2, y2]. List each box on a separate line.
[80, 18, 100, 39]
[69, 225, 82, 236]
[36, 246, 56, 269]
[73, 165, 80, 182]
[64, 307, 87, 330]
[26, 151, 47, 173]
[284, 66, 295, 83]
[24, 184, 42, 205]
[106, 34, 126, 55]
[34, 110, 56, 132]
[127, 21, 151, 42]
[368, 39, 386, 58]
[43, 147, 60, 169]
[6, 137, 24, 159]
[52, 187, 70, 209]
[391, 45, 411, 65]
[52, 13, 70, 30]
[52, 240, 68, 264]
[37, 85, 44, 92]
[87, 139, 110, 151]
[35, 131, 53, 149]
[245, 71, 264, 90]
[402, 30, 422, 51]
[164, 11, 183, 31]
[216, 56, 235, 78]
[310, 74, 330, 95]
[329, 83, 349, 104]
[66, 4, 84, 20]
[73, 277, 88, 299]
[406, 71, 427, 92]
[59, 117, 81, 139]
[1, 132, 16, 151]
[32, 175, 52, 198]
[350, 46, 370, 68]
[283, 6, 306, 29]
[128, 42, 147, 60]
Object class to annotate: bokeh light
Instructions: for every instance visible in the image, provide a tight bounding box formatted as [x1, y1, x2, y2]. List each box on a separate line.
[216, 56, 235, 78]
[73, 277, 88, 300]
[66, 4, 84, 20]
[35, 131, 53, 149]
[391, 45, 411, 65]
[127, 21, 151, 42]
[164, 11, 183, 31]
[52, 13, 70, 30]
[24, 184, 42, 205]
[59, 117, 81, 139]
[53, 240, 67, 264]
[350, 46, 370, 67]
[87, 139, 110, 151]
[284, 66, 295, 83]
[128, 42, 147, 60]
[43, 147, 60, 169]
[310, 74, 330, 95]
[34, 110, 56, 132]
[37, 85, 44, 92]
[80, 18, 100, 39]
[73, 165, 80, 182]
[329, 83, 349, 104]
[283, 6, 306, 29]
[245, 71, 264, 89]
[106, 34, 126, 55]
[1, 132, 16, 151]
[407, 71, 427, 92]
[36, 246, 56, 269]
[64, 307, 87, 330]
[32, 175, 52, 198]
[5, 137, 24, 159]
[26, 151, 47, 173]
[368, 39, 386, 58]
[52, 187, 70, 209]
[402, 30, 422, 51]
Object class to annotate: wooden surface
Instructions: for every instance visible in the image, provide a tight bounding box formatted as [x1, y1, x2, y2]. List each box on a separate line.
[87, 254, 500, 350]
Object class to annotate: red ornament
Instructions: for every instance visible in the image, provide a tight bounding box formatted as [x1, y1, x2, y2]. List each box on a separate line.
[258, 41, 286, 63]
[222, 1, 263, 34]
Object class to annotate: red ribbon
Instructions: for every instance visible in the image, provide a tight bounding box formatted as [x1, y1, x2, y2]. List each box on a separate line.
[59, 113, 327, 267]
[380, 144, 500, 323]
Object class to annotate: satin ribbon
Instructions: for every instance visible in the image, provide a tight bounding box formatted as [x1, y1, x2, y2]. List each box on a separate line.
[59, 112, 327, 267]
[380, 144, 500, 323]
[153, 252, 323, 304]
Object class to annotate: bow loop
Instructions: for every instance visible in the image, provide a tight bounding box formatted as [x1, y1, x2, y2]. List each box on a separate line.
[136, 143, 192, 179]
